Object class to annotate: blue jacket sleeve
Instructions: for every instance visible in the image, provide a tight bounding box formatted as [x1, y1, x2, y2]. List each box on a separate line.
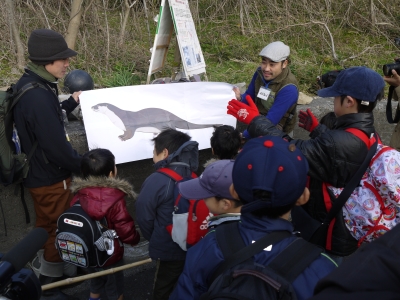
[266, 84, 298, 125]
[135, 173, 170, 241]
[241, 71, 258, 104]
[170, 232, 224, 300]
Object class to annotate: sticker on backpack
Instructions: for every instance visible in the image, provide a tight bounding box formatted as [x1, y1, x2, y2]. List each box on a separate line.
[56, 203, 119, 268]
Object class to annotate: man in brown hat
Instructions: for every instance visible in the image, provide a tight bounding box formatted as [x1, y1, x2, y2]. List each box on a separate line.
[13, 28, 82, 300]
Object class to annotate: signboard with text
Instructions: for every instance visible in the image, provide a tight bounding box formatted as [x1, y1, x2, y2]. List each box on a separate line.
[147, 0, 206, 83]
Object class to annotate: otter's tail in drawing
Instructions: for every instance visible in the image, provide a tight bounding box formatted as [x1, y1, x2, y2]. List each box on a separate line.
[181, 122, 223, 130]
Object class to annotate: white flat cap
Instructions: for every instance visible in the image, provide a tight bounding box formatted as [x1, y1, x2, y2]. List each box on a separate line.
[259, 41, 290, 62]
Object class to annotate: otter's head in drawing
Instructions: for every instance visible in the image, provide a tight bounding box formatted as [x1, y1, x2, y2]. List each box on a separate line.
[91, 103, 159, 141]
[91, 103, 127, 133]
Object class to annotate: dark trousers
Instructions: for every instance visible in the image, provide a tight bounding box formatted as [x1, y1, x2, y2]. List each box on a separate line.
[29, 178, 73, 262]
[153, 259, 185, 300]
[90, 260, 124, 300]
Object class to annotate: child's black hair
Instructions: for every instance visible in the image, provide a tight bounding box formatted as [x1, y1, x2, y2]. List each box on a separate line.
[152, 128, 191, 155]
[210, 125, 241, 159]
[340, 88, 384, 113]
[246, 190, 297, 219]
[81, 148, 115, 178]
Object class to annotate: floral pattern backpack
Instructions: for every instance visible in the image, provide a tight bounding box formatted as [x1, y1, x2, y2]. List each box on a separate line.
[328, 142, 400, 245]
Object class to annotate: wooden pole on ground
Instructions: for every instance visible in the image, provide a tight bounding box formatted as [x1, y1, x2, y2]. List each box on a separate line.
[42, 258, 152, 291]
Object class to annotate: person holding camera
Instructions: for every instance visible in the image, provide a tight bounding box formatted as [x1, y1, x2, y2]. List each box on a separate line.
[384, 64, 400, 151]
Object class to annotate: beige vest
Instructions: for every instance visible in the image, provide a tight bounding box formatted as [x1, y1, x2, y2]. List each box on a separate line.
[254, 67, 299, 133]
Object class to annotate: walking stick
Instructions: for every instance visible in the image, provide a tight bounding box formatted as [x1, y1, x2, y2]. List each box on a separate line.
[41, 258, 152, 291]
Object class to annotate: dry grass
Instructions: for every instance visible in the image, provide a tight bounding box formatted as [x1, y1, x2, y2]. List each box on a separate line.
[1, 0, 399, 93]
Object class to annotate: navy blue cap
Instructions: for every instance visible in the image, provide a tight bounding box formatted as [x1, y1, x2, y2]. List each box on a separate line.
[232, 136, 309, 212]
[317, 66, 384, 102]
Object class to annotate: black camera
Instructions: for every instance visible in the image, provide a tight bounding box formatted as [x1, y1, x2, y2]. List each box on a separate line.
[383, 58, 400, 76]
[0, 228, 48, 300]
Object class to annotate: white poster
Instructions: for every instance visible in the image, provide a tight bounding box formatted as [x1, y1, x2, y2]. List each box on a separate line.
[80, 82, 236, 164]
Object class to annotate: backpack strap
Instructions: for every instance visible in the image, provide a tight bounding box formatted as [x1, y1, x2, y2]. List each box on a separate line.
[386, 85, 400, 124]
[321, 130, 378, 250]
[267, 238, 322, 282]
[344, 128, 378, 149]
[157, 167, 197, 208]
[216, 221, 246, 259]
[9, 82, 47, 112]
[157, 168, 183, 181]
[210, 222, 292, 284]
[157, 167, 197, 181]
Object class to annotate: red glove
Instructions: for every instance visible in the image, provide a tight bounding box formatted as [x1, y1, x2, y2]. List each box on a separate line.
[227, 95, 260, 125]
[298, 109, 319, 132]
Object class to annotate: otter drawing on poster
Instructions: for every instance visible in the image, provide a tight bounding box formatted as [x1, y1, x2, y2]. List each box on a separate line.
[80, 82, 236, 164]
[91, 103, 222, 141]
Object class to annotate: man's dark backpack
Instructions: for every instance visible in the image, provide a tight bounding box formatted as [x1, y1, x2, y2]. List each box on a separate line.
[317, 70, 342, 89]
[0, 82, 46, 231]
[200, 222, 323, 300]
[55, 203, 120, 268]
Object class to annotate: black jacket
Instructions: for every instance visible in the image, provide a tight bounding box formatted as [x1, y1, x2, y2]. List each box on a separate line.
[248, 113, 375, 188]
[310, 223, 400, 300]
[248, 113, 376, 255]
[14, 69, 81, 188]
[135, 141, 199, 261]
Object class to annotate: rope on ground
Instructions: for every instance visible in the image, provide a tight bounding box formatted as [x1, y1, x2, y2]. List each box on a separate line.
[41, 258, 153, 291]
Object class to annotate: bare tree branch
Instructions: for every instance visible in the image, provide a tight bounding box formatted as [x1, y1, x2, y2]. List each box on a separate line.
[34, 0, 51, 28]
[66, 0, 84, 50]
[5, 0, 25, 69]
[119, 0, 137, 46]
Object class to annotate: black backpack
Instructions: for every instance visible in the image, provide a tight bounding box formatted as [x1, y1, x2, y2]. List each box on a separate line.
[200, 222, 322, 300]
[0, 82, 46, 233]
[55, 203, 120, 268]
[317, 70, 342, 89]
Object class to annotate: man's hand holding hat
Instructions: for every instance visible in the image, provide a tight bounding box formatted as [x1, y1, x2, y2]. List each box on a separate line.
[227, 95, 260, 125]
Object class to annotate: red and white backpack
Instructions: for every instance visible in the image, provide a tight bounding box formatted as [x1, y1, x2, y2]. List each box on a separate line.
[327, 129, 400, 245]
[157, 168, 212, 251]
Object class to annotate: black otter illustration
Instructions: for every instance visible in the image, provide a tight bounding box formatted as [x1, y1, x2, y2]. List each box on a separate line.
[92, 103, 222, 141]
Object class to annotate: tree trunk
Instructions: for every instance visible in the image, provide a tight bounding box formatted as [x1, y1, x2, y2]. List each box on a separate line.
[119, 0, 136, 46]
[142, 0, 152, 48]
[239, 0, 244, 35]
[370, 0, 376, 26]
[65, 0, 84, 50]
[5, 0, 25, 69]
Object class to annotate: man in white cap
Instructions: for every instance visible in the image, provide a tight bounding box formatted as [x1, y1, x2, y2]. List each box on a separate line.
[233, 41, 299, 137]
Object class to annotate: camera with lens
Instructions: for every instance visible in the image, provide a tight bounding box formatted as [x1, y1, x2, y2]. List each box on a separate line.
[0, 228, 48, 300]
[383, 58, 400, 76]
